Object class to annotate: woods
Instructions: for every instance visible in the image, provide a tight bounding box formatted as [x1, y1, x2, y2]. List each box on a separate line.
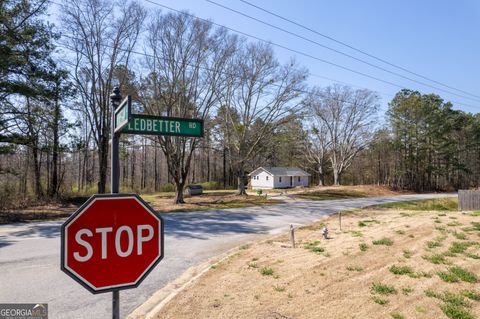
[1, 0, 480, 211]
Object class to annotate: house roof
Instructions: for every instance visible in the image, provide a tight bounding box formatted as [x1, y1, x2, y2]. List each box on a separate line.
[248, 167, 311, 177]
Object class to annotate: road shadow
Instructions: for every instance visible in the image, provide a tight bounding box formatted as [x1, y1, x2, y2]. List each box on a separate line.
[164, 210, 272, 239]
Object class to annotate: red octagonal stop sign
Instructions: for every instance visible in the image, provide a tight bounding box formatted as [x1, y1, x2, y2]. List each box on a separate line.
[61, 194, 164, 294]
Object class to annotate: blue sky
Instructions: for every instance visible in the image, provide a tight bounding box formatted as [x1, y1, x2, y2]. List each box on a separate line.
[51, 0, 480, 114]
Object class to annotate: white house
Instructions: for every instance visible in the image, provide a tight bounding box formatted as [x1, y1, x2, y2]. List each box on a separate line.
[249, 167, 310, 189]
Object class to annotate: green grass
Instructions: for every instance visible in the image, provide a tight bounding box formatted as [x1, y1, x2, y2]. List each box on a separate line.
[374, 197, 458, 211]
[359, 243, 369, 251]
[427, 240, 442, 248]
[423, 253, 447, 264]
[389, 265, 414, 276]
[248, 261, 258, 268]
[390, 313, 405, 319]
[371, 283, 397, 295]
[239, 244, 251, 250]
[462, 290, 480, 301]
[358, 219, 379, 227]
[449, 242, 470, 254]
[403, 250, 413, 258]
[440, 303, 475, 319]
[350, 231, 363, 237]
[373, 297, 389, 305]
[402, 287, 414, 295]
[372, 238, 393, 246]
[260, 267, 274, 276]
[438, 271, 460, 283]
[346, 265, 363, 272]
[453, 232, 467, 240]
[273, 285, 285, 292]
[296, 189, 367, 201]
[449, 266, 477, 283]
[303, 241, 325, 254]
[471, 222, 480, 231]
[470, 211, 480, 216]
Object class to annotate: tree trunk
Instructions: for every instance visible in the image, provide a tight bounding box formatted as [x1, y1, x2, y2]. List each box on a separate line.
[32, 143, 43, 199]
[333, 168, 341, 186]
[97, 136, 108, 194]
[49, 98, 60, 198]
[174, 179, 186, 204]
[237, 167, 247, 195]
[318, 164, 324, 186]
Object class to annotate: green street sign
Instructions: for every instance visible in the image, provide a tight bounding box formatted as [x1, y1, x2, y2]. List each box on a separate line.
[114, 96, 131, 133]
[122, 114, 204, 138]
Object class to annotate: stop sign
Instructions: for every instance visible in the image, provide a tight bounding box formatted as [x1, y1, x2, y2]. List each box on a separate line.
[61, 194, 164, 294]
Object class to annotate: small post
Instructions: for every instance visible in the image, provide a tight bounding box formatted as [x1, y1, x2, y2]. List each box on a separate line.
[339, 212, 342, 231]
[290, 224, 295, 248]
[110, 87, 122, 319]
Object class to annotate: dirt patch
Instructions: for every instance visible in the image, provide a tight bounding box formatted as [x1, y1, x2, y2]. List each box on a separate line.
[157, 207, 480, 319]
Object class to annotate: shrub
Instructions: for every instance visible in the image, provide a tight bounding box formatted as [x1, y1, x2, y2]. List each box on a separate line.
[260, 267, 274, 276]
[371, 283, 397, 295]
[372, 238, 393, 246]
[359, 243, 368, 251]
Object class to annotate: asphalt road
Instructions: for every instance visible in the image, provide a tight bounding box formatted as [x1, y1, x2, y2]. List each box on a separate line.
[0, 193, 454, 318]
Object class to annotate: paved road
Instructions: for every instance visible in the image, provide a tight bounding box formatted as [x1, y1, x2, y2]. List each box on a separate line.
[0, 193, 454, 318]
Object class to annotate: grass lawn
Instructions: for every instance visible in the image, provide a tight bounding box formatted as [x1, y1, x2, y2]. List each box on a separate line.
[373, 197, 458, 211]
[293, 185, 408, 201]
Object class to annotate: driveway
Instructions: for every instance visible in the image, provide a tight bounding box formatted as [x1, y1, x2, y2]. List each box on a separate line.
[0, 193, 454, 318]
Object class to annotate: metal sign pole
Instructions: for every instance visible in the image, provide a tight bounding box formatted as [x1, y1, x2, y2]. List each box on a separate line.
[110, 87, 121, 319]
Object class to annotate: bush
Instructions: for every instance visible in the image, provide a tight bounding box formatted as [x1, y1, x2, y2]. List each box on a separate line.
[199, 181, 221, 190]
[160, 183, 175, 192]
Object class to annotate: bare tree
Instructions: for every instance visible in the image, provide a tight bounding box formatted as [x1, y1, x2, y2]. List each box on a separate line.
[140, 11, 237, 204]
[219, 42, 307, 194]
[60, 0, 146, 193]
[303, 114, 330, 186]
[309, 85, 379, 185]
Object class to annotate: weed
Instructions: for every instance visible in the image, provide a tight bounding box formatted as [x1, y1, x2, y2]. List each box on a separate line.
[403, 250, 413, 258]
[254, 295, 260, 300]
[395, 230, 405, 235]
[466, 253, 480, 259]
[439, 213, 447, 216]
[359, 243, 369, 251]
[389, 265, 413, 276]
[447, 221, 462, 227]
[346, 265, 363, 272]
[303, 241, 325, 254]
[372, 238, 393, 246]
[470, 211, 480, 217]
[390, 313, 405, 319]
[273, 285, 285, 292]
[453, 232, 467, 240]
[260, 267, 274, 276]
[471, 222, 480, 231]
[427, 240, 442, 249]
[373, 297, 389, 305]
[239, 244, 250, 250]
[415, 305, 428, 314]
[358, 219, 379, 227]
[423, 254, 447, 264]
[462, 290, 480, 301]
[358, 221, 367, 227]
[408, 234, 415, 238]
[400, 212, 412, 217]
[449, 242, 469, 254]
[440, 303, 474, 319]
[402, 287, 413, 295]
[350, 231, 363, 237]
[438, 271, 460, 283]
[371, 283, 397, 295]
[435, 220, 442, 224]
[449, 266, 477, 283]
[248, 261, 258, 269]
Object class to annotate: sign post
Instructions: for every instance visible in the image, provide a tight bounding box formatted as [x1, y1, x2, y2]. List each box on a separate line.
[61, 87, 203, 318]
[110, 88, 122, 319]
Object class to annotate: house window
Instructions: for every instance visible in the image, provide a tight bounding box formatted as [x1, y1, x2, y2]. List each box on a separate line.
[298, 177, 301, 182]
[279, 177, 282, 182]
[266, 176, 269, 181]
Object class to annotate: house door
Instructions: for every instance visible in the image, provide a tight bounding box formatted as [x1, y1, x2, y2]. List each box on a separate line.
[290, 176, 293, 187]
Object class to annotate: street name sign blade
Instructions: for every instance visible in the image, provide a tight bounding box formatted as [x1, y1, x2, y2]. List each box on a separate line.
[114, 96, 131, 134]
[61, 194, 164, 294]
[122, 114, 204, 138]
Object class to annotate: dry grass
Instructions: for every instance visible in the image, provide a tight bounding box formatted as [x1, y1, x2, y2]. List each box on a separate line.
[158, 201, 480, 319]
